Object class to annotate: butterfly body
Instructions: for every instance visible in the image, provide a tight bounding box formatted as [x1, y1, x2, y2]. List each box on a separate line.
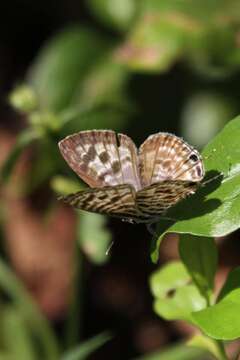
[58, 130, 204, 223]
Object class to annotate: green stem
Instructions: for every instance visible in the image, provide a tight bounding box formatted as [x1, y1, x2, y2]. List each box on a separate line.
[215, 340, 228, 360]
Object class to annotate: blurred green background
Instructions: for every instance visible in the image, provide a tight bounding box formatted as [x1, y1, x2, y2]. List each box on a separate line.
[1, 0, 240, 359]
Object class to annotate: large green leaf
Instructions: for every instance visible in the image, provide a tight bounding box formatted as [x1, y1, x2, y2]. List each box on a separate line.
[27, 26, 112, 112]
[151, 115, 240, 262]
[179, 235, 217, 302]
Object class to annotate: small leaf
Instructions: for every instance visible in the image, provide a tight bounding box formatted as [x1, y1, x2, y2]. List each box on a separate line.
[150, 262, 206, 321]
[62, 332, 111, 360]
[153, 284, 206, 321]
[192, 288, 240, 340]
[87, 0, 138, 31]
[179, 234, 217, 301]
[78, 212, 112, 264]
[8, 85, 38, 113]
[150, 261, 190, 298]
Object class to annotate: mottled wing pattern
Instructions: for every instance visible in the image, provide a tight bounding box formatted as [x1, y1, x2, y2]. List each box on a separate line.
[59, 184, 147, 221]
[59, 130, 141, 190]
[136, 180, 198, 218]
[139, 133, 204, 187]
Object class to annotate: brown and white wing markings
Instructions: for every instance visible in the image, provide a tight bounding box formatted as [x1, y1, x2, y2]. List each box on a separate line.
[59, 130, 141, 191]
[136, 180, 197, 217]
[139, 133, 204, 186]
[59, 184, 145, 221]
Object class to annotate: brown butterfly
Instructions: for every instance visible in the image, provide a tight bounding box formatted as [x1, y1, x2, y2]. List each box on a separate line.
[58, 130, 204, 224]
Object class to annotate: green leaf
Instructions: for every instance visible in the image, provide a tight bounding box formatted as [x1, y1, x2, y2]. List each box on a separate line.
[0, 258, 59, 359]
[0, 129, 40, 184]
[217, 267, 240, 302]
[151, 115, 240, 262]
[27, 26, 112, 112]
[2, 307, 36, 360]
[78, 212, 112, 264]
[135, 343, 209, 360]
[150, 261, 190, 298]
[150, 262, 206, 321]
[87, 0, 138, 31]
[62, 332, 111, 360]
[192, 288, 240, 340]
[179, 235, 217, 301]
[153, 284, 206, 321]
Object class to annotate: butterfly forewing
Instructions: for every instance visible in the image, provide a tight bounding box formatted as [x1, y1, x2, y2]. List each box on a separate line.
[59, 130, 141, 191]
[139, 133, 204, 186]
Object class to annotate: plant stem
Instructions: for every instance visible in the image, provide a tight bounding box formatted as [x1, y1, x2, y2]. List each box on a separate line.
[215, 340, 228, 360]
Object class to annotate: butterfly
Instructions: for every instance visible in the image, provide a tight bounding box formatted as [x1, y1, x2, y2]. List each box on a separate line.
[58, 130, 204, 224]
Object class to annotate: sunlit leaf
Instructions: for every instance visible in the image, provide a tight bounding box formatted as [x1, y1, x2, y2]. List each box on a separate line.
[150, 262, 206, 321]
[192, 288, 240, 340]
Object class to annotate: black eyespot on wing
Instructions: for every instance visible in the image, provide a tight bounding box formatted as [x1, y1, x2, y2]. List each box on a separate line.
[189, 154, 199, 162]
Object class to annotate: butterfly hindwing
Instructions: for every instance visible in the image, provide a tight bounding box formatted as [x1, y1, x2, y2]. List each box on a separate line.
[59, 184, 144, 221]
[136, 180, 198, 217]
[139, 133, 204, 186]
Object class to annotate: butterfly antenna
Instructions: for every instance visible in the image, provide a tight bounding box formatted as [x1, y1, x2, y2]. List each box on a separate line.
[106, 240, 115, 256]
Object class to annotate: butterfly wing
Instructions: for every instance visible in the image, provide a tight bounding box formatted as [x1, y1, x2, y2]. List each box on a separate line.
[59, 130, 141, 190]
[136, 180, 197, 218]
[59, 184, 145, 221]
[139, 133, 204, 187]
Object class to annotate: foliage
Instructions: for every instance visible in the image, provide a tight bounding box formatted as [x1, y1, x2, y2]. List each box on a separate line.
[3, 0, 240, 359]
